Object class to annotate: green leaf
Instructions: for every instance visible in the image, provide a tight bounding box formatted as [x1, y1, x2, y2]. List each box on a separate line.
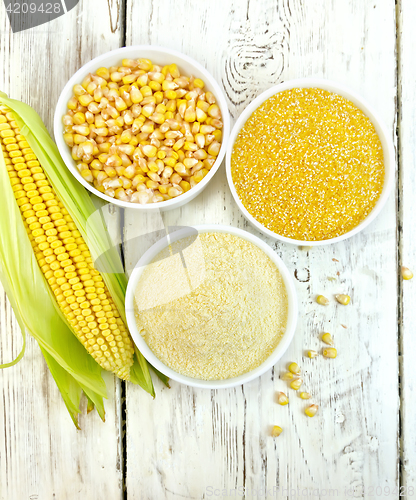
[0, 96, 110, 427]
[40, 347, 83, 429]
[0, 93, 127, 321]
[0, 135, 107, 397]
[0, 93, 156, 423]
[150, 365, 170, 388]
[130, 346, 155, 397]
[82, 385, 106, 422]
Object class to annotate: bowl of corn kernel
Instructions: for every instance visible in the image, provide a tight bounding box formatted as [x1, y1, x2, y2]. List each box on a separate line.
[226, 78, 394, 245]
[54, 46, 229, 210]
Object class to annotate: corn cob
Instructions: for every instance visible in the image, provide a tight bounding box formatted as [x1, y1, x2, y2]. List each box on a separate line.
[0, 105, 135, 380]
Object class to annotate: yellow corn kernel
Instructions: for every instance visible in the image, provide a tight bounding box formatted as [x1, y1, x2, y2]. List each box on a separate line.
[321, 333, 334, 346]
[179, 180, 190, 192]
[271, 426, 283, 437]
[335, 294, 350, 305]
[277, 392, 289, 406]
[142, 145, 157, 158]
[193, 78, 205, 89]
[322, 347, 337, 359]
[305, 404, 318, 417]
[316, 295, 329, 305]
[288, 362, 300, 375]
[290, 378, 303, 391]
[402, 266, 413, 280]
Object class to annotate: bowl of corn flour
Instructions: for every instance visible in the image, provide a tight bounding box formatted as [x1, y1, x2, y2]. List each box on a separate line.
[125, 225, 297, 388]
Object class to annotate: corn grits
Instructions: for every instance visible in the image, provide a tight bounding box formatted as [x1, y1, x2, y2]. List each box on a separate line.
[134, 232, 288, 380]
[231, 88, 385, 241]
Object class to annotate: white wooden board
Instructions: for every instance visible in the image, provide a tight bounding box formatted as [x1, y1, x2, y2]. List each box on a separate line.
[123, 1, 399, 499]
[0, 0, 410, 498]
[0, 2, 124, 498]
[397, 0, 416, 495]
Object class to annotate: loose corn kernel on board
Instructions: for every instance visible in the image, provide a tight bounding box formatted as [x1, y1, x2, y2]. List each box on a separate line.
[62, 60, 223, 204]
[231, 88, 385, 241]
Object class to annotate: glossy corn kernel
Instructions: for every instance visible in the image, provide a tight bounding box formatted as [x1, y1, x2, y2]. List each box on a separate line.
[316, 295, 329, 306]
[271, 425, 283, 437]
[307, 350, 318, 359]
[0, 108, 135, 380]
[280, 372, 293, 381]
[300, 392, 311, 400]
[288, 362, 300, 375]
[321, 333, 334, 346]
[290, 378, 303, 391]
[322, 347, 337, 359]
[305, 404, 318, 417]
[335, 294, 350, 305]
[277, 392, 289, 406]
[402, 267, 413, 280]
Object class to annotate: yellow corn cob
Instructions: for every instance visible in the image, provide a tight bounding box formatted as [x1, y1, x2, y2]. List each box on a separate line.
[0, 106, 134, 380]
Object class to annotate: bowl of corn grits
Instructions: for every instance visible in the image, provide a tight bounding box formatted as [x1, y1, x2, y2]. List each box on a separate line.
[54, 45, 230, 211]
[226, 78, 395, 245]
[125, 225, 298, 389]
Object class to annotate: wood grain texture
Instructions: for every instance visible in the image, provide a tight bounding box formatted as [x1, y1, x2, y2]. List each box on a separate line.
[0, 2, 124, 498]
[0, 0, 407, 498]
[397, 0, 416, 495]
[124, 0, 399, 499]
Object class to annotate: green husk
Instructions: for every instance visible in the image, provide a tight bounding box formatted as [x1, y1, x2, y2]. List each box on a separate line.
[0, 93, 158, 425]
[150, 365, 171, 388]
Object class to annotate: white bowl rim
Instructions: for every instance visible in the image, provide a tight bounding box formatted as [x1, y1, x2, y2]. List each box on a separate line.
[125, 224, 298, 389]
[225, 77, 395, 246]
[54, 45, 230, 210]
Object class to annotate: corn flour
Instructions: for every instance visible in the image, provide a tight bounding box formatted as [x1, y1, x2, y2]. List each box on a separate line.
[134, 232, 288, 380]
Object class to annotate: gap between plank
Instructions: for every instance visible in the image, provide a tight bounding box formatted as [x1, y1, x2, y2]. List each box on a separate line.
[121, 0, 127, 48]
[119, 204, 128, 500]
[395, 0, 404, 493]
[119, 2, 128, 497]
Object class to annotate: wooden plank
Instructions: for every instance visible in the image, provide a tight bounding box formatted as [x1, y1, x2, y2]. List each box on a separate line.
[397, 0, 416, 495]
[0, 2, 125, 498]
[123, 0, 399, 498]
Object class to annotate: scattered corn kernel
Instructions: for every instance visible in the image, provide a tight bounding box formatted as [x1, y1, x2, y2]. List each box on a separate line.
[305, 404, 318, 417]
[307, 350, 318, 359]
[321, 333, 334, 346]
[322, 347, 337, 359]
[335, 294, 350, 305]
[316, 295, 329, 306]
[402, 266, 413, 280]
[290, 378, 303, 390]
[288, 362, 300, 375]
[277, 392, 289, 406]
[271, 425, 283, 437]
[280, 372, 293, 381]
[300, 392, 311, 400]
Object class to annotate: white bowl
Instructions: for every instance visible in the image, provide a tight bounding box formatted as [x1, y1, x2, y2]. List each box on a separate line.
[125, 225, 298, 389]
[54, 45, 230, 211]
[226, 78, 395, 245]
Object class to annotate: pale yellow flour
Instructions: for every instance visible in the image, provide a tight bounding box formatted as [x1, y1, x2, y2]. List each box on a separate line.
[134, 232, 288, 380]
